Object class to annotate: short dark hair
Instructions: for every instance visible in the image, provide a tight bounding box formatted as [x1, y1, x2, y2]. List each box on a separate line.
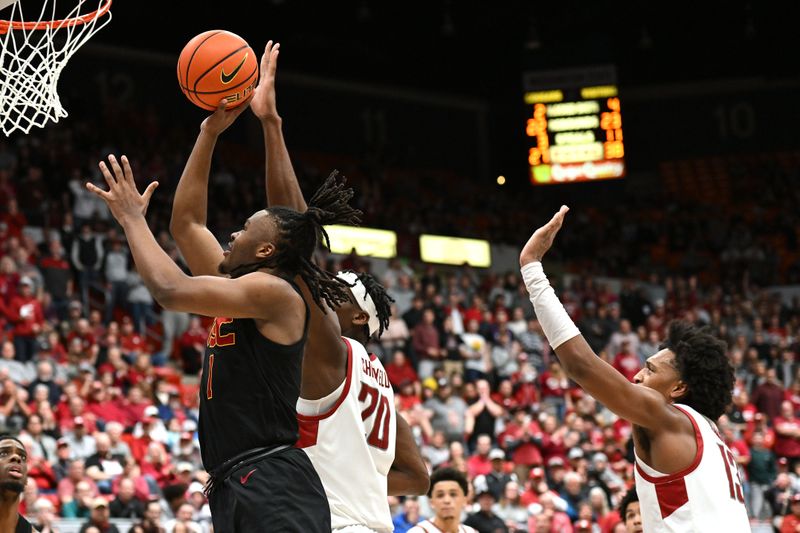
[618, 487, 639, 519]
[0, 434, 25, 450]
[428, 467, 468, 498]
[660, 320, 734, 420]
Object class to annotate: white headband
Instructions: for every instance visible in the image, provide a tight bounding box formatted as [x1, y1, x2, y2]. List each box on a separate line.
[336, 271, 380, 337]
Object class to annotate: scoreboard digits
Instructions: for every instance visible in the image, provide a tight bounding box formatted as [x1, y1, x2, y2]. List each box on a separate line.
[524, 65, 626, 185]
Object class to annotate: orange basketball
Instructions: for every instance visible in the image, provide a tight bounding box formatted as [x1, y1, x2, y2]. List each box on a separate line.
[177, 30, 258, 111]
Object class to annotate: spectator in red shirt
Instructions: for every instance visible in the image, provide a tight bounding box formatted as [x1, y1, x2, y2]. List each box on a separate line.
[139, 442, 174, 489]
[386, 350, 419, 391]
[512, 359, 540, 410]
[85, 381, 128, 426]
[118, 385, 151, 428]
[540, 360, 570, 421]
[396, 380, 422, 412]
[785, 378, 800, 414]
[39, 239, 73, 321]
[745, 413, 776, 449]
[126, 353, 156, 391]
[499, 407, 544, 474]
[753, 367, 786, 423]
[66, 317, 97, 355]
[781, 494, 800, 533]
[119, 316, 144, 357]
[177, 316, 206, 374]
[775, 401, 800, 467]
[1, 198, 26, 238]
[612, 340, 641, 382]
[491, 379, 519, 412]
[463, 295, 485, 325]
[466, 434, 494, 479]
[412, 309, 442, 379]
[9, 276, 44, 362]
[538, 414, 568, 465]
[0, 255, 18, 307]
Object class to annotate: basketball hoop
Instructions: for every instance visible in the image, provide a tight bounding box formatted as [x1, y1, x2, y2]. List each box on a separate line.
[0, 0, 112, 136]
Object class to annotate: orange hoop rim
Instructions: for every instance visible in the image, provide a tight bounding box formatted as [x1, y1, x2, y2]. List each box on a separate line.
[0, 0, 111, 35]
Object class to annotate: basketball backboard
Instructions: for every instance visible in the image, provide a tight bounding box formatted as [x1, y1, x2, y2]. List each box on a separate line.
[0, 0, 19, 12]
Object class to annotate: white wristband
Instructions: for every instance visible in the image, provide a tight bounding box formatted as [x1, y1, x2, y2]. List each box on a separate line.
[520, 261, 580, 349]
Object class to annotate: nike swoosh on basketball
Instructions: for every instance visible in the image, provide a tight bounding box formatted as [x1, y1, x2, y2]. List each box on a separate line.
[240, 468, 256, 485]
[221, 53, 248, 84]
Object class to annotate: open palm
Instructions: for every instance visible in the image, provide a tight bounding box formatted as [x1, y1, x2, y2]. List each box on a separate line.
[251, 40, 280, 122]
[519, 205, 569, 266]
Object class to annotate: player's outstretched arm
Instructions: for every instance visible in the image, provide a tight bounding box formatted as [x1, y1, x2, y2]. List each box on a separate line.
[170, 99, 252, 277]
[520, 207, 680, 431]
[251, 41, 307, 212]
[388, 413, 430, 496]
[88, 155, 295, 320]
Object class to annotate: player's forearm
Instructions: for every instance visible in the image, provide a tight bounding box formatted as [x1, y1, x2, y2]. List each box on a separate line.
[120, 216, 189, 307]
[388, 468, 429, 496]
[170, 129, 217, 231]
[520, 261, 587, 378]
[389, 415, 430, 496]
[262, 118, 307, 211]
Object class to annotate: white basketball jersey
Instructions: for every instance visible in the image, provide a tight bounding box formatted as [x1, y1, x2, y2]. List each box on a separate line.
[297, 337, 396, 532]
[634, 404, 750, 533]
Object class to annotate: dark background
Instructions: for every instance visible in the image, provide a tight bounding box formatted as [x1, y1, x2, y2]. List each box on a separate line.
[40, 1, 800, 198]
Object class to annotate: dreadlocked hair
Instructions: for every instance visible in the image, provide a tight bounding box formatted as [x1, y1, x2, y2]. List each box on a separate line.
[659, 320, 734, 421]
[238, 171, 363, 312]
[354, 272, 395, 338]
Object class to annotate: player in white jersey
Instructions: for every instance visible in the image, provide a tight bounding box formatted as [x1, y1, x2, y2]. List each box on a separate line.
[409, 468, 478, 533]
[518, 206, 749, 533]
[250, 41, 429, 531]
[297, 332, 395, 531]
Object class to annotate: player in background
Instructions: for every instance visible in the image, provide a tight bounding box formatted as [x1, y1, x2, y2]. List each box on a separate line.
[88, 150, 359, 531]
[408, 467, 477, 533]
[250, 41, 429, 532]
[518, 206, 749, 532]
[618, 488, 642, 533]
[0, 435, 35, 532]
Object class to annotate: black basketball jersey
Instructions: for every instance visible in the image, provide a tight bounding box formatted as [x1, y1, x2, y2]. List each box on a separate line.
[198, 293, 309, 472]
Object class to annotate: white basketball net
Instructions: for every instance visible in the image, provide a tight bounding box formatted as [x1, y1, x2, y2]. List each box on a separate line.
[0, 0, 112, 136]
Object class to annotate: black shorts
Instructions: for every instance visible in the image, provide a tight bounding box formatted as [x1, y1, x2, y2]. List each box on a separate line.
[208, 446, 330, 532]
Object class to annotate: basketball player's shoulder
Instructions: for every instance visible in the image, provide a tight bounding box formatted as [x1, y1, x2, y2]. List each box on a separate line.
[239, 271, 301, 299]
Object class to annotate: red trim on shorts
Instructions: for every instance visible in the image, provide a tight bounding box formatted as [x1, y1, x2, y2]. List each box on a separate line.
[635, 404, 704, 483]
[296, 337, 353, 422]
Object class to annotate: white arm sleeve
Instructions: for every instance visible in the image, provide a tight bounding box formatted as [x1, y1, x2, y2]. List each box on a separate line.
[520, 261, 580, 349]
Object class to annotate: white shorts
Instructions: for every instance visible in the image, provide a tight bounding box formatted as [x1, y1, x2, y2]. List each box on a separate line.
[332, 525, 381, 533]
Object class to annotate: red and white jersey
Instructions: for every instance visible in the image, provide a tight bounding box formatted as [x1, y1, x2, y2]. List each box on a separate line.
[408, 520, 477, 533]
[296, 337, 396, 532]
[634, 404, 750, 533]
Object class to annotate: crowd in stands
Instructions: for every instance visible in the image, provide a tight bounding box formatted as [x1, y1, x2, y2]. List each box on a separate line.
[0, 93, 799, 532]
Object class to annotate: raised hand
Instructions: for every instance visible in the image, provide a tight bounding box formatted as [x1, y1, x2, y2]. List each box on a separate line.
[519, 205, 569, 266]
[86, 155, 159, 225]
[201, 96, 253, 137]
[250, 40, 280, 123]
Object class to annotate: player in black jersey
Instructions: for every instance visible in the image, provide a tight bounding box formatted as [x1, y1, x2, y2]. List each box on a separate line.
[87, 149, 358, 529]
[251, 40, 429, 498]
[0, 435, 36, 532]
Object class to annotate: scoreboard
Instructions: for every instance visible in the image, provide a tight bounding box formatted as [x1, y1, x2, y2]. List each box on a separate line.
[524, 65, 625, 185]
